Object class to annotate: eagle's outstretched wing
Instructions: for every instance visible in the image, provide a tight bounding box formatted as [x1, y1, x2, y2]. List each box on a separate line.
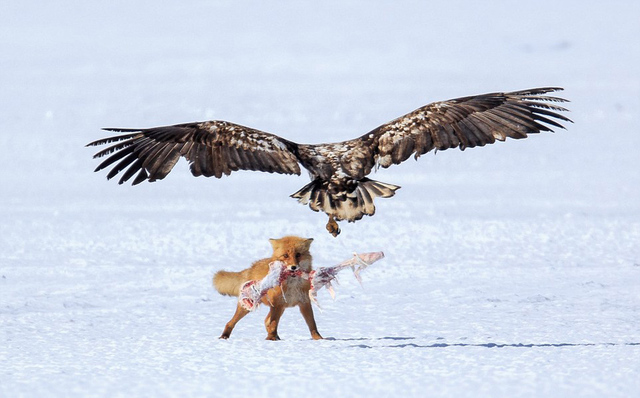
[87, 87, 571, 237]
[358, 87, 571, 170]
[288, 87, 572, 235]
[86, 121, 301, 185]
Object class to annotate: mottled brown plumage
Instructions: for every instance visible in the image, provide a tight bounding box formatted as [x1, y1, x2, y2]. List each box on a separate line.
[87, 87, 572, 236]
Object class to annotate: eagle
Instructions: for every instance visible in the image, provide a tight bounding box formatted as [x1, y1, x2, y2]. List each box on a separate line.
[87, 87, 571, 236]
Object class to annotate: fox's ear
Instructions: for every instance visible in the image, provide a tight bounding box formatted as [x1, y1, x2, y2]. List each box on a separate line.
[268, 238, 277, 248]
[304, 238, 314, 249]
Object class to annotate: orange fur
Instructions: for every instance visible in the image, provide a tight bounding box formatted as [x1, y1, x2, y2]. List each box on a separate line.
[213, 236, 323, 340]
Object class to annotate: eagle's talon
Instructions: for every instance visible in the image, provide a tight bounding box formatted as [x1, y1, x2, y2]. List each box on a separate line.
[326, 216, 341, 237]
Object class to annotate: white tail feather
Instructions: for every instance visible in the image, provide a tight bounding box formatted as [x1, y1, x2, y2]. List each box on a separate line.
[291, 178, 400, 222]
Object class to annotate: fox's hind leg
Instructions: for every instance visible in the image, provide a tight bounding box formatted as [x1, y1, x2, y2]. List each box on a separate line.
[220, 303, 249, 339]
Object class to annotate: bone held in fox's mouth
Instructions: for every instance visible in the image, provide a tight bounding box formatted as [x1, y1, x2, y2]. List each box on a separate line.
[238, 252, 385, 311]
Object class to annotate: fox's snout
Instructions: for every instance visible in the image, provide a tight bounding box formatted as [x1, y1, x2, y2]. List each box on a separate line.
[287, 264, 298, 271]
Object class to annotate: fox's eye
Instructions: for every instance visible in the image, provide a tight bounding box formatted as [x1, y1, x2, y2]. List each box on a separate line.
[295, 253, 301, 259]
[283, 253, 289, 259]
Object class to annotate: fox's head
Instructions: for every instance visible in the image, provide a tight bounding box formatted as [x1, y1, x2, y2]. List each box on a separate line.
[269, 236, 313, 272]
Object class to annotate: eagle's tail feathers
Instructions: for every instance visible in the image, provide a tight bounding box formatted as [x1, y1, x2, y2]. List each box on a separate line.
[290, 180, 317, 206]
[360, 179, 399, 199]
[291, 178, 400, 222]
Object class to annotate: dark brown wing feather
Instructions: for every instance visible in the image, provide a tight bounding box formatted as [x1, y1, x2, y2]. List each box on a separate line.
[360, 87, 572, 169]
[87, 121, 301, 185]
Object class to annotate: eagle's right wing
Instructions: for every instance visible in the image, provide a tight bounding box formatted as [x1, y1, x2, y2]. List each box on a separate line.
[361, 87, 572, 170]
[87, 121, 301, 185]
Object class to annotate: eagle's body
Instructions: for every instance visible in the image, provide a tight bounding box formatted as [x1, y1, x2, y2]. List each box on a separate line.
[87, 87, 571, 236]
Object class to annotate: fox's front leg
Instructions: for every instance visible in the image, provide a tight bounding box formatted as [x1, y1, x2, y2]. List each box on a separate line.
[264, 304, 285, 341]
[299, 300, 323, 340]
[220, 303, 249, 339]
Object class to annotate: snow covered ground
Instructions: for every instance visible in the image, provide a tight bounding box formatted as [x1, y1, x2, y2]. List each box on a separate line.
[1, 1, 640, 397]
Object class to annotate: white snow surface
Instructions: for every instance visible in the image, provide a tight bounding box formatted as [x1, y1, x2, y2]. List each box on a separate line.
[2, 1, 640, 397]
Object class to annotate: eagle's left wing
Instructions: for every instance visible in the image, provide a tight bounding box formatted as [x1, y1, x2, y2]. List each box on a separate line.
[87, 121, 301, 185]
[357, 87, 572, 170]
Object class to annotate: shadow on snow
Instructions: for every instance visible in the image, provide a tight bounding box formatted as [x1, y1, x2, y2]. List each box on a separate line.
[328, 337, 640, 349]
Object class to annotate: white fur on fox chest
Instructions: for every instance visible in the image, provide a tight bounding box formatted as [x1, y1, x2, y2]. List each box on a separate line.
[281, 276, 310, 306]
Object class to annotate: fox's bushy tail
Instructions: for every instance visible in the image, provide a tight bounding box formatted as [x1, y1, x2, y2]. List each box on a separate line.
[213, 270, 246, 297]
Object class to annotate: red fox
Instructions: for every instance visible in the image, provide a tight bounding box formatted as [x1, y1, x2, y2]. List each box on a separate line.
[213, 236, 323, 340]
